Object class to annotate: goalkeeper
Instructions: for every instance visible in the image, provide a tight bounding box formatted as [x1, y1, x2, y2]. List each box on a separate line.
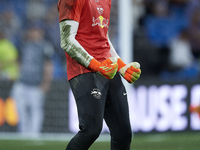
[58, 0, 141, 150]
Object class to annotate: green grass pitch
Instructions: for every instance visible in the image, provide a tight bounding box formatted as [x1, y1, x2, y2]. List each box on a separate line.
[0, 132, 199, 150]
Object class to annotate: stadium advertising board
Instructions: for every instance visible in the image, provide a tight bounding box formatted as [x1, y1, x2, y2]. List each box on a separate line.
[69, 84, 200, 133]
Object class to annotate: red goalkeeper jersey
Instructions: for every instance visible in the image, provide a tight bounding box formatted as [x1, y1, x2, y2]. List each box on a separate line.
[58, 0, 112, 80]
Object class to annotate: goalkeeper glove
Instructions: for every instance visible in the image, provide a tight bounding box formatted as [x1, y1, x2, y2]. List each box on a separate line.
[88, 57, 118, 79]
[117, 58, 141, 83]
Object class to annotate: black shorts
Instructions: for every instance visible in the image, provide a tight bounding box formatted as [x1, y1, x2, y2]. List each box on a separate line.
[69, 72, 132, 140]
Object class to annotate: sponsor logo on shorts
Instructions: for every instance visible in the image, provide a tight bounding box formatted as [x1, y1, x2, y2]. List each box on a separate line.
[91, 88, 102, 99]
[123, 92, 127, 96]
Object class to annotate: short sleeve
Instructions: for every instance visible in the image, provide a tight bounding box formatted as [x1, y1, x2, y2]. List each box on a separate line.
[58, 0, 85, 23]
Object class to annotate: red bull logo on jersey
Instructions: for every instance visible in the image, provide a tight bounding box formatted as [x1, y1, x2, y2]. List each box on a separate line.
[92, 5, 109, 28]
[92, 16, 109, 28]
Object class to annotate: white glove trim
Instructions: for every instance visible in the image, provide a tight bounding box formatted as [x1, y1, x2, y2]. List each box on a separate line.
[119, 62, 140, 76]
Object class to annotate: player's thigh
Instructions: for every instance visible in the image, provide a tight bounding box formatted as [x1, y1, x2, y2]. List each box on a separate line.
[28, 86, 45, 110]
[69, 73, 109, 125]
[11, 82, 27, 111]
[104, 73, 131, 138]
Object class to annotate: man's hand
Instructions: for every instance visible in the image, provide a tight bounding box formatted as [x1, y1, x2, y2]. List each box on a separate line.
[88, 57, 118, 79]
[117, 58, 141, 83]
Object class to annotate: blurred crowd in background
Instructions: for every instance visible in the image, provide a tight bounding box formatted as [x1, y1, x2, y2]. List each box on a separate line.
[0, 0, 200, 82]
[0, 0, 65, 82]
[133, 0, 200, 81]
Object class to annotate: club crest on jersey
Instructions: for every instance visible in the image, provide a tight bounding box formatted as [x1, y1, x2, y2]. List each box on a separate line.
[97, 5, 103, 15]
[92, 5, 109, 28]
[91, 88, 102, 99]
